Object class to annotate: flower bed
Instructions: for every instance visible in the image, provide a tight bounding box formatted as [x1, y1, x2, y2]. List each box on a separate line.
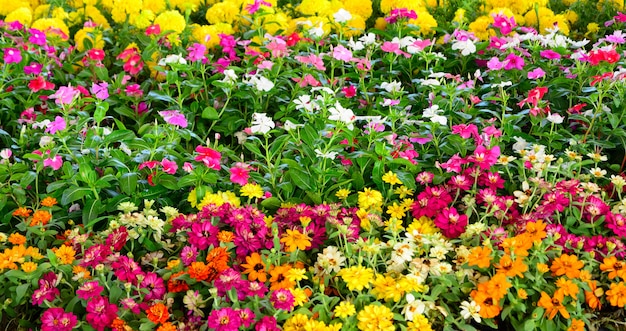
[2, 0, 626, 330]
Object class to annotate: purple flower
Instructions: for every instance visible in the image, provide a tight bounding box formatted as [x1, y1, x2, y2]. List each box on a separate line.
[207, 307, 242, 331]
[187, 43, 207, 62]
[86, 296, 118, 331]
[487, 57, 504, 70]
[3, 48, 22, 63]
[159, 110, 188, 128]
[43, 155, 63, 171]
[270, 288, 294, 311]
[41, 308, 77, 331]
[50, 85, 80, 105]
[45, 116, 66, 134]
[24, 62, 43, 75]
[77, 281, 104, 300]
[91, 82, 109, 100]
[29, 28, 47, 46]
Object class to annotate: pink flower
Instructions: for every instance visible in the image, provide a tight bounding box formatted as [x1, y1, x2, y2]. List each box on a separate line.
[125, 84, 143, 97]
[416, 171, 434, 185]
[486, 57, 504, 70]
[139, 160, 159, 170]
[50, 86, 79, 105]
[471, 145, 500, 170]
[540, 49, 561, 60]
[504, 53, 525, 70]
[86, 296, 118, 331]
[161, 158, 178, 174]
[146, 24, 161, 36]
[270, 289, 294, 311]
[255, 316, 280, 331]
[87, 49, 105, 61]
[106, 226, 128, 251]
[28, 28, 47, 46]
[207, 307, 242, 331]
[381, 41, 410, 58]
[295, 54, 326, 71]
[28, 75, 55, 92]
[266, 37, 288, 58]
[45, 116, 66, 134]
[187, 43, 207, 62]
[492, 13, 516, 35]
[159, 110, 188, 128]
[246, 0, 271, 14]
[41, 308, 77, 331]
[527, 67, 546, 79]
[517, 86, 548, 108]
[112, 256, 144, 285]
[91, 82, 109, 100]
[451, 123, 478, 139]
[342, 85, 356, 98]
[292, 74, 320, 87]
[332, 45, 353, 61]
[183, 162, 194, 172]
[434, 207, 467, 238]
[43, 155, 63, 170]
[24, 62, 43, 75]
[230, 162, 250, 185]
[180, 246, 198, 266]
[195, 145, 221, 170]
[385, 8, 417, 24]
[77, 281, 104, 300]
[141, 272, 166, 301]
[3, 47, 22, 63]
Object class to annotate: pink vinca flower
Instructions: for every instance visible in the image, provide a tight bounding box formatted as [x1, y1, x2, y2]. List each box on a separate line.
[159, 110, 188, 128]
[332, 45, 353, 61]
[91, 82, 109, 100]
[195, 145, 221, 170]
[230, 162, 250, 185]
[50, 85, 80, 105]
[3, 47, 22, 63]
[45, 116, 66, 134]
[43, 155, 63, 170]
[161, 158, 178, 174]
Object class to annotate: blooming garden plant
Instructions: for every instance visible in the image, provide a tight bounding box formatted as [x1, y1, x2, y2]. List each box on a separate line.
[2, 0, 626, 330]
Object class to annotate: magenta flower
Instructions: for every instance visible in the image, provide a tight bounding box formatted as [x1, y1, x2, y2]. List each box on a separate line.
[31, 272, 60, 306]
[527, 67, 546, 79]
[492, 13, 516, 35]
[230, 162, 250, 185]
[188, 221, 219, 250]
[125, 83, 143, 97]
[120, 298, 141, 314]
[50, 85, 80, 105]
[86, 296, 118, 331]
[540, 49, 561, 60]
[187, 43, 207, 62]
[139, 160, 159, 170]
[45, 116, 66, 134]
[238, 308, 256, 328]
[471, 145, 500, 170]
[180, 246, 199, 266]
[159, 110, 188, 128]
[244, 280, 268, 297]
[87, 49, 105, 61]
[80, 244, 109, 268]
[77, 281, 104, 300]
[385, 8, 417, 24]
[43, 155, 63, 171]
[146, 24, 161, 36]
[380, 41, 410, 58]
[161, 158, 178, 174]
[195, 145, 221, 170]
[41, 308, 77, 331]
[208, 307, 242, 331]
[141, 272, 166, 301]
[255, 316, 280, 331]
[3, 47, 22, 63]
[270, 289, 295, 311]
[246, 0, 271, 14]
[332, 45, 353, 62]
[24, 62, 43, 75]
[91, 82, 109, 100]
[106, 226, 128, 251]
[434, 207, 468, 238]
[111, 255, 144, 285]
[28, 28, 47, 46]
[503, 53, 525, 70]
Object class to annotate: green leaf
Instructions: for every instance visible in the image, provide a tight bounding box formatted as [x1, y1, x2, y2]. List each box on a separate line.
[119, 173, 138, 195]
[261, 197, 282, 210]
[202, 106, 219, 119]
[19, 171, 37, 188]
[158, 174, 179, 190]
[15, 283, 29, 304]
[61, 186, 91, 205]
[104, 130, 136, 144]
[94, 101, 109, 125]
[83, 199, 103, 224]
[287, 168, 316, 192]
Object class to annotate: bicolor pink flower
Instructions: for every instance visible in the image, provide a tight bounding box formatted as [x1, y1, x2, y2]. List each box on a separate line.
[161, 158, 178, 174]
[111, 256, 144, 285]
[43, 155, 63, 170]
[106, 226, 129, 251]
[238, 308, 256, 328]
[87, 49, 105, 61]
[41, 308, 77, 331]
[207, 307, 242, 331]
[246, 0, 271, 14]
[120, 298, 141, 314]
[50, 85, 79, 105]
[195, 145, 221, 170]
[292, 74, 320, 87]
[77, 281, 104, 300]
[416, 171, 434, 185]
[183, 162, 194, 172]
[139, 160, 159, 170]
[3, 48, 22, 63]
[384, 8, 417, 24]
[125, 84, 143, 97]
[91, 82, 109, 100]
[230, 162, 250, 185]
[266, 38, 288, 58]
[504, 53, 525, 70]
[270, 289, 294, 311]
[434, 207, 468, 238]
[486, 57, 504, 70]
[180, 246, 198, 266]
[517, 86, 548, 108]
[86, 296, 118, 331]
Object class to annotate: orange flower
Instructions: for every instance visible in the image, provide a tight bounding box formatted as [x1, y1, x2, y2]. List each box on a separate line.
[110, 318, 127, 330]
[537, 263, 550, 273]
[30, 210, 51, 226]
[600, 256, 626, 280]
[584, 280, 602, 310]
[12, 207, 32, 218]
[556, 278, 579, 298]
[605, 282, 626, 307]
[517, 288, 528, 300]
[188, 262, 210, 281]
[206, 246, 229, 272]
[524, 219, 547, 242]
[495, 254, 527, 278]
[241, 252, 267, 282]
[269, 264, 295, 290]
[146, 303, 169, 324]
[217, 230, 234, 243]
[54, 245, 76, 264]
[567, 319, 585, 331]
[550, 254, 583, 279]
[21, 261, 38, 273]
[280, 229, 311, 252]
[470, 289, 501, 318]
[25, 246, 44, 259]
[501, 235, 532, 257]
[167, 271, 189, 293]
[467, 246, 492, 269]
[157, 322, 177, 331]
[8, 233, 26, 245]
[483, 273, 512, 301]
[73, 265, 91, 279]
[41, 197, 58, 207]
[537, 290, 570, 319]
[167, 259, 180, 270]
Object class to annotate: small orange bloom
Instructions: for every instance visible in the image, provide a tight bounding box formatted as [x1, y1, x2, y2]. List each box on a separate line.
[110, 318, 127, 330]
[550, 254, 583, 279]
[188, 262, 210, 282]
[41, 197, 58, 207]
[606, 282, 626, 307]
[501, 235, 532, 257]
[568, 319, 585, 331]
[8, 233, 26, 245]
[584, 280, 602, 310]
[484, 273, 512, 301]
[206, 246, 229, 272]
[167, 259, 180, 270]
[467, 246, 492, 269]
[517, 288, 528, 300]
[524, 219, 547, 242]
[241, 252, 267, 282]
[470, 289, 501, 318]
[537, 290, 570, 320]
[495, 254, 528, 278]
[600, 256, 626, 280]
[167, 271, 189, 293]
[537, 263, 550, 273]
[556, 278, 579, 298]
[73, 265, 91, 279]
[12, 207, 32, 218]
[21, 261, 38, 273]
[280, 229, 311, 252]
[54, 245, 76, 264]
[217, 230, 234, 243]
[146, 303, 169, 324]
[157, 322, 177, 331]
[269, 264, 295, 291]
[30, 210, 51, 226]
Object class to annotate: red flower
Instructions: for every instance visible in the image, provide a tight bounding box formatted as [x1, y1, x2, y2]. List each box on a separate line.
[195, 145, 221, 170]
[28, 75, 55, 92]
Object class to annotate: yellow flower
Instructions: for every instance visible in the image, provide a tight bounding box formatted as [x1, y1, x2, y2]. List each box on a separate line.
[5, 7, 33, 26]
[468, 15, 495, 40]
[453, 8, 466, 24]
[167, 259, 180, 270]
[343, 0, 373, 20]
[198, 192, 225, 209]
[290, 288, 309, 306]
[31, 18, 70, 40]
[21, 261, 38, 273]
[408, 10, 438, 35]
[382, 171, 402, 185]
[358, 188, 383, 210]
[130, 9, 156, 29]
[283, 313, 309, 331]
[334, 301, 356, 318]
[280, 229, 311, 252]
[356, 304, 394, 331]
[386, 202, 406, 219]
[74, 27, 105, 52]
[192, 23, 234, 49]
[407, 314, 433, 331]
[587, 23, 600, 35]
[154, 10, 186, 43]
[394, 186, 413, 198]
[55, 245, 76, 265]
[337, 265, 374, 291]
[406, 216, 438, 235]
[205, 1, 239, 24]
[143, 0, 167, 14]
[371, 274, 404, 302]
[335, 188, 350, 200]
[287, 268, 308, 282]
[240, 183, 264, 199]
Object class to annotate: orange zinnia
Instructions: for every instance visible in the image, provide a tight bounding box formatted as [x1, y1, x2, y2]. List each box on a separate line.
[467, 246, 492, 269]
[157, 322, 177, 331]
[500, 235, 532, 257]
[584, 280, 602, 310]
[269, 264, 295, 290]
[217, 230, 234, 243]
[206, 246, 229, 272]
[524, 219, 547, 242]
[280, 229, 311, 252]
[146, 303, 169, 324]
[550, 254, 583, 279]
[30, 210, 51, 226]
[600, 256, 626, 280]
[484, 273, 512, 301]
[537, 290, 570, 319]
[188, 262, 210, 281]
[167, 271, 190, 293]
[110, 318, 127, 330]
[12, 207, 32, 218]
[470, 289, 501, 318]
[556, 278, 579, 298]
[8, 233, 26, 245]
[41, 197, 58, 207]
[495, 254, 527, 278]
[54, 245, 76, 264]
[241, 252, 267, 282]
[605, 282, 626, 307]
[568, 319, 585, 331]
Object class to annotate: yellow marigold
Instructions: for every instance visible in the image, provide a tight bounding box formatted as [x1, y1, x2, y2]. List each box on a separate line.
[111, 0, 143, 23]
[342, 0, 372, 20]
[41, 197, 58, 207]
[297, 0, 330, 15]
[31, 18, 70, 39]
[74, 27, 105, 52]
[0, 0, 31, 16]
[130, 10, 156, 29]
[356, 304, 394, 331]
[55, 245, 76, 264]
[30, 210, 51, 226]
[408, 10, 437, 36]
[5, 7, 33, 26]
[524, 7, 553, 30]
[205, 1, 239, 25]
[21, 261, 38, 273]
[468, 15, 496, 40]
[8, 233, 27, 245]
[407, 314, 433, 331]
[337, 265, 374, 291]
[143, 0, 166, 14]
[544, 14, 569, 35]
[154, 10, 186, 35]
[192, 23, 234, 49]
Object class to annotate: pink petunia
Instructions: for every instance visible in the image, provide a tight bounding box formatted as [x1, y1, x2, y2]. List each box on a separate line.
[159, 110, 188, 128]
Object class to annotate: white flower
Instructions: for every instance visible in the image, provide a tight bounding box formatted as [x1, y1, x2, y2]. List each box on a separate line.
[451, 39, 476, 56]
[392, 240, 415, 263]
[590, 167, 607, 178]
[546, 112, 564, 124]
[429, 246, 448, 260]
[359, 33, 377, 46]
[333, 8, 352, 23]
[315, 149, 338, 159]
[248, 75, 274, 92]
[402, 293, 427, 321]
[284, 120, 303, 131]
[159, 54, 187, 66]
[316, 246, 346, 274]
[460, 300, 481, 323]
[347, 38, 364, 51]
[294, 95, 313, 112]
[221, 69, 238, 84]
[119, 142, 132, 156]
[39, 136, 53, 147]
[0, 149, 11, 160]
[250, 113, 275, 134]
[422, 105, 447, 125]
[308, 23, 325, 39]
[512, 136, 529, 152]
[420, 78, 441, 86]
[328, 101, 355, 129]
[234, 131, 248, 144]
[492, 81, 512, 88]
[380, 81, 402, 93]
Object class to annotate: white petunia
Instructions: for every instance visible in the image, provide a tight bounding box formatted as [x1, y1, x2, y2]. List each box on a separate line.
[250, 113, 275, 134]
[328, 101, 355, 129]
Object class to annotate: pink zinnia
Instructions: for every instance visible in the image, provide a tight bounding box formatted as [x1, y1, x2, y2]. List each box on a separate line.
[230, 162, 250, 185]
[188, 221, 219, 250]
[106, 226, 128, 251]
[80, 244, 109, 268]
[111, 255, 144, 285]
[195, 145, 221, 170]
[76, 281, 104, 300]
[86, 296, 118, 331]
[207, 307, 242, 331]
[434, 207, 468, 238]
[41, 308, 77, 331]
[141, 272, 166, 301]
[270, 289, 295, 311]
